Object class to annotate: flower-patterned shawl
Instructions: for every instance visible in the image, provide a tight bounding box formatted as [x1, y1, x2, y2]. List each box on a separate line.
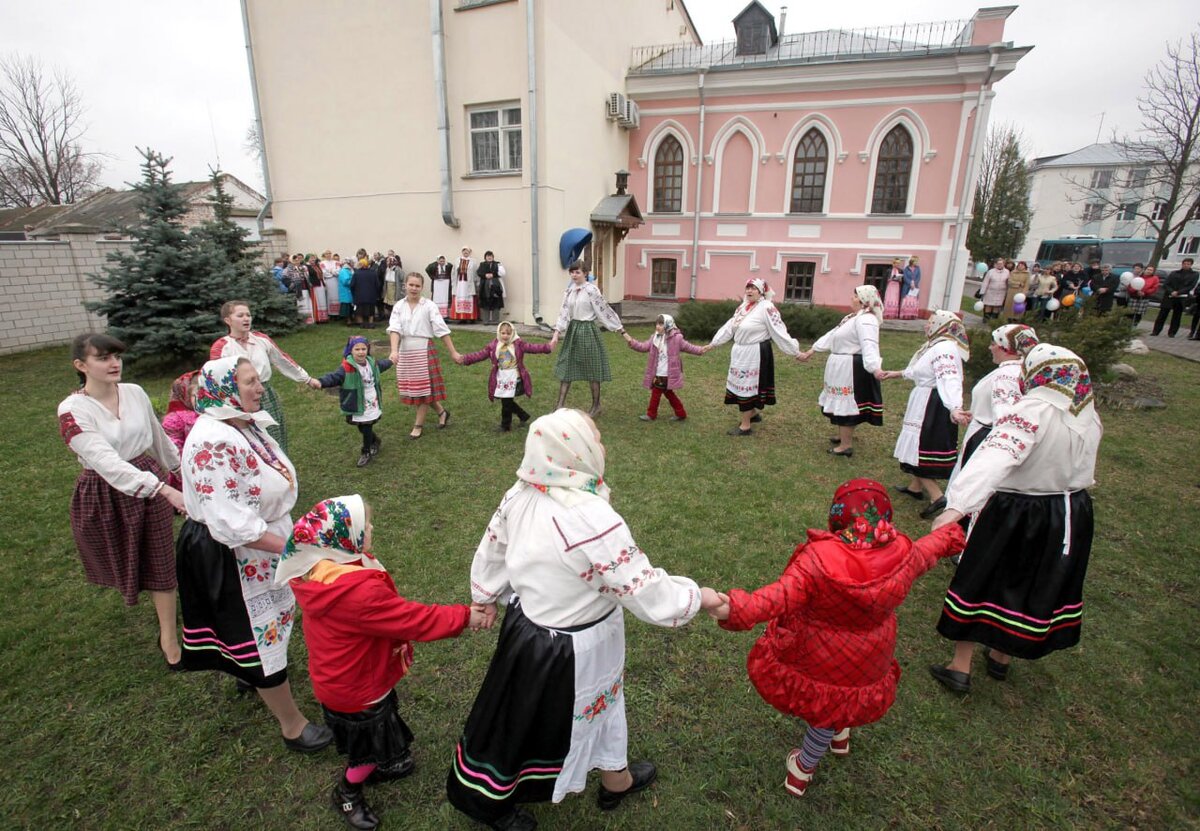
[1020, 343, 1096, 425]
[991, 324, 1039, 356]
[196, 357, 276, 427]
[516, 408, 609, 508]
[274, 494, 385, 585]
[854, 285, 884, 323]
[167, 370, 200, 415]
[827, 479, 897, 550]
[921, 309, 970, 361]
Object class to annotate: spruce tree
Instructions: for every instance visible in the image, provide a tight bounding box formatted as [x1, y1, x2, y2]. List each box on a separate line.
[88, 149, 240, 363]
[967, 126, 1033, 264]
[191, 168, 297, 336]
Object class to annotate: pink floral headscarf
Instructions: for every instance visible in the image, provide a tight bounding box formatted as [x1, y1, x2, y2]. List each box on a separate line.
[274, 494, 385, 585]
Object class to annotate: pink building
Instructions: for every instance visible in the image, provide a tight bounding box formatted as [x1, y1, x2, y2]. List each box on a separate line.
[621, 3, 1029, 315]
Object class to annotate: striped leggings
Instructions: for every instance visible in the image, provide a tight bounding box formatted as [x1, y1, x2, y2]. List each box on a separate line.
[798, 726, 837, 770]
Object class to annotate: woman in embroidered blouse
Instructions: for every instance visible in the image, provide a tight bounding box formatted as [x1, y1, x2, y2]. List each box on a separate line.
[388, 272, 462, 439]
[57, 333, 186, 668]
[929, 344, 1102, 692]
[883, 310, 968, 519]
[549, 260, 627, 418]
[708, 278, 802, 436]
[175, 356, 333, 753]
[447, 409, 725, 831]
[210, 300, 314, 453]
[799, 285, 887, 457]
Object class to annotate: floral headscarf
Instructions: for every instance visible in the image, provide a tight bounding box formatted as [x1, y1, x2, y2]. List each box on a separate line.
[854, 285, 884, 323]
[652, 313, 676, 354]
[274, 494, 385, 585]
[517, 408, 609, 508]
[344, 335, 370, 358]
[494, 321, 521, 360]
[991, 324, 1039, 356]
[196, 357, 276, 427]
[827, 479, 896, 550]
[1020, 343, 1095, 419]
[167, 370, 200, 415]
[922, 309, 970, 360]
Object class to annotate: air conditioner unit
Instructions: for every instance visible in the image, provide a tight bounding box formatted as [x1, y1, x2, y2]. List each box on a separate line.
[619, 99, 640, 129]
[607, 92, 626, 121]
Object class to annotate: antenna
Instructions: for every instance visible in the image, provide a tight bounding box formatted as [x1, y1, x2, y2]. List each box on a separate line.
[1094, 111, 1106, 144]
[207, 101, 222, 168]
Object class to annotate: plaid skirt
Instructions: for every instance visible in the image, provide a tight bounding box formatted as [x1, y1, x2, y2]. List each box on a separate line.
[261, 382, 288, 453]
[397, 343, 447, 405]
[1128, 296, 1152, 315]
[69, 454, 176, 606]
[554, 320, 611, 383]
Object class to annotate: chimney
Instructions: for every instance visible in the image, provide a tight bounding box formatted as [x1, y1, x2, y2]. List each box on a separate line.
[615, 170, 629, 196]
[779, 6, 787, 36]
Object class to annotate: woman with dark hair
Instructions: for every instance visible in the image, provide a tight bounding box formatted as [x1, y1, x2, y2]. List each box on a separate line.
[549, 260, 626, 418]
[351, 258, 383, 329]
[708, 278, 802, 436]
[57, 333, 186, 668]
[476, 250, 507, 326]
[176, 356, 333, 752]
[210, 300, 314, 453]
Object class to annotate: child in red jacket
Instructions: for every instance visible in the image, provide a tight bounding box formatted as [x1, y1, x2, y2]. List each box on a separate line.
[276, 495, 490, 831]
[710, 479, 964, 798]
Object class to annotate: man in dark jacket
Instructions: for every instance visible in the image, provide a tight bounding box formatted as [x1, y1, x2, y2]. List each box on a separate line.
[1088, 264, 1120, 314]
[1151, 258, 1198, 337]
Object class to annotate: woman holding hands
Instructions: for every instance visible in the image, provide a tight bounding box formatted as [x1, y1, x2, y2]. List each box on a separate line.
[388, 272, 462, 439]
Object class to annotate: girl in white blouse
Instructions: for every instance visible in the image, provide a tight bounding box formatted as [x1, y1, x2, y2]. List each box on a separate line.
[708, 278, 802, 436]
[388, 272, 462, 439]
[57, 333, 185, 668]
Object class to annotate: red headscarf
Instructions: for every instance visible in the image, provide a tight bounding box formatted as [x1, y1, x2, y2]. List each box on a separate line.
[167, 370, 200, 415]
[828, 479, 896, 549]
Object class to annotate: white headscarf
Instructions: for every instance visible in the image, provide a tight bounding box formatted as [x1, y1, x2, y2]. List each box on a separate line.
[274, 494, 386, 585]
[991, 323, 1040, 356]
[854, 285, 884, 323]
[652, 313, 676, 354]
[731, 280, 775, 331]
[494, 321, 520, 360]
[196, 356, 277, 427]
[516, 408, 609, 508]
[1020, 343, 1096, 424]
[921, 310, 970, 361]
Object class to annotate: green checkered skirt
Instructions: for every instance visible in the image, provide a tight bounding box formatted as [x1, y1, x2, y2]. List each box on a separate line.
[261, 381, 288, 453]
[554, 320, 611, 383]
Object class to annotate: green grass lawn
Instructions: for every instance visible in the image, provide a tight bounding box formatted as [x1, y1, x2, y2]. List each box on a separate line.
[1, 322, 1196, 830]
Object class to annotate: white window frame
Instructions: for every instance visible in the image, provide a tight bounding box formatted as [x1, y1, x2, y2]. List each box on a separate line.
[1117, 201, 1138, 221]
[1150, 201, 1167, 222]
[467, 102, 522, 174]
[1090, 169, 1114, 189]
[1081, 203, 1105, 223]
[1179, 236, 1200, 255]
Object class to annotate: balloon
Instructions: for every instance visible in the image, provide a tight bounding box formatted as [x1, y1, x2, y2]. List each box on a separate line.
[1082, 286, 1093, 296]
[1120, 271, 1134, 286]
[973, 300, 985, 312]
[975, 262, 988, 275]
[1013, 293, 1027, 304]
[1046, 298, 1061, 311]
[1131, 277, 1146, 291]
[1061, 294, 1076, 307]
[1012, 302, 1026, 315]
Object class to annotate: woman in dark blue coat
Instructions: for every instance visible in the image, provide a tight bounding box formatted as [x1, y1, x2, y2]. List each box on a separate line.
[350, 258, 382, 328]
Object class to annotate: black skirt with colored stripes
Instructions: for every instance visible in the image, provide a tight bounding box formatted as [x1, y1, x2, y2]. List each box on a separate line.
[827, 354, 884, 427]
[899, 391, 958, 479]
[936, 490, 1094, 659]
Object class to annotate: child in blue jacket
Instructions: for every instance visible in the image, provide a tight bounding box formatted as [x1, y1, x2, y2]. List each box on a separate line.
[310, 336, 394, 467]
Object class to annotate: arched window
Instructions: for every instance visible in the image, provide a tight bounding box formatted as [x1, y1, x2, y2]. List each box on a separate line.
[871, 125, 914, 214]
[653, 135, 684, 213]
[790, 128, 828, 213]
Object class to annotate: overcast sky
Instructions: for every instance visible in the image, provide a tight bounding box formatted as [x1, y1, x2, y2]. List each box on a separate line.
[1, 0, 1194, 194]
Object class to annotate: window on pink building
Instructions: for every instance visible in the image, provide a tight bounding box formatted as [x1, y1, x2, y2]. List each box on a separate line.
[783, 262, 815, 303]
[863, 263, 891, 293]
[871, 126, 913, 214]
[653, 136, 684, 213]
[650, 258, 677, 296]
[790, 130, 828, 214]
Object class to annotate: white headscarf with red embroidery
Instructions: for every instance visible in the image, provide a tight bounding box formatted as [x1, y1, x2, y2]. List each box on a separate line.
[921, 309, 970, 361]
[516, 408, 609, 508]
[274, 494, 386, 585]
[854, 285, 884, 323]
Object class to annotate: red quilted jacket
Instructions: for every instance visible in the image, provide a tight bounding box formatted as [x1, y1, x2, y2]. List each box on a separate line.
[721, 523, 964, 728]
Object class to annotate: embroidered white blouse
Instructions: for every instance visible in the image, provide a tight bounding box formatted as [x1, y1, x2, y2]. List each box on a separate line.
[902, 340, 964, 410]
[811, 312, 882, 372]
[945, 394, 1102, 516]
[387, 297, 451, 341]
[554, 283, 624, 333]
[470, 483, 702, 630]
[57, 384, 180, 498]
[709, 302, 801, 355]
[966, 360, 1023, 428]
[211, 333, 310, 386]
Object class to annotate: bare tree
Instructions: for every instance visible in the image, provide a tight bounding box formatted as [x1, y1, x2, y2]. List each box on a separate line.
[1067, 29, 1200, 265]
[0, 55, 104, 207]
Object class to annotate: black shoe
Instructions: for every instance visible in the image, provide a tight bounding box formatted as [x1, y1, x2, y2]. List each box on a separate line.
[496, 424, 512, 433]
[749, 413, 763, 423]
[369, 437, 382, 457]
[517, 415, 531, 428]
[929, 664, 971, 693]
[893, 484, 925, 501]
[828, 447, 853, 457]
[365, 751, 415, 785]
[283, 722, 334, 754]
[919, 496, 948, 519]
[597, 761, 657, 811]
[829, 437, 842, 444]
[727, 426, 753, 436]
[357, 453, 371, 468]
[438, 409, 451, 429]
[984, 650, 1010, 681]
[331, 781, 379, 831]
[488, 807, 538, 831]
